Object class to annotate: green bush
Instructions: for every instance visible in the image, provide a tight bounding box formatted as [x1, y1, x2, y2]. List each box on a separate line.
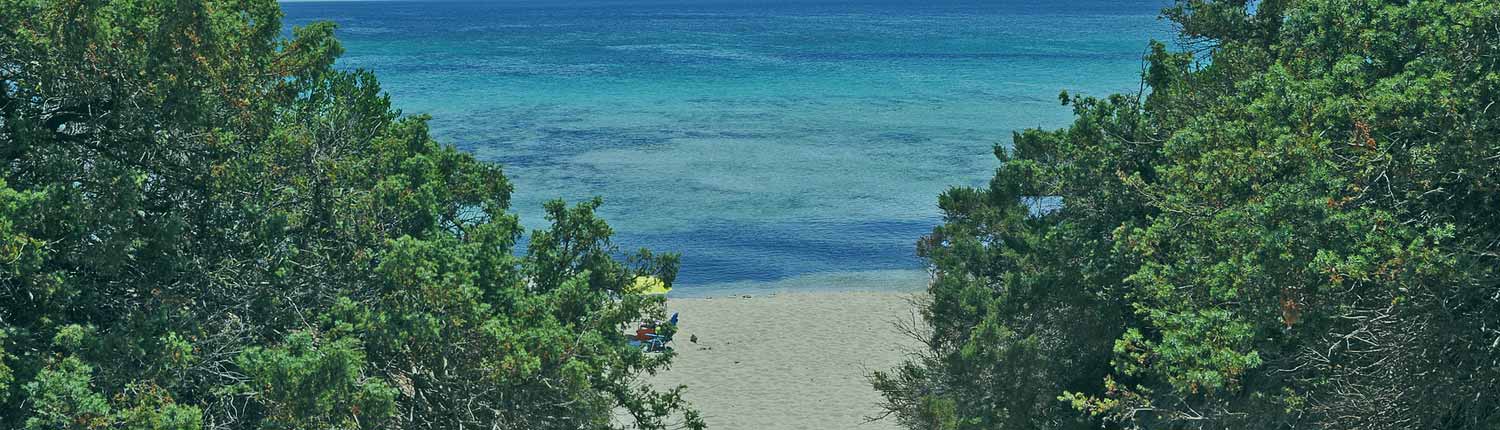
[876, 1, 1500, 428]
[0, 0, 700, 428]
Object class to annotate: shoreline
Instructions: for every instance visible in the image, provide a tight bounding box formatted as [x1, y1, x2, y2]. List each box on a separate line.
[669, 269, 930, 298]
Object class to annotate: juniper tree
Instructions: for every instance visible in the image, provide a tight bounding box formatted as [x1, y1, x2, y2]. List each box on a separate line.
[0, 0, 702, 428]
[877, 1, 1500, 428]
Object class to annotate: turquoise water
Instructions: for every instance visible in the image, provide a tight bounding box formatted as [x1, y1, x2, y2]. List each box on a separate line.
[281, 0, 1173, 294]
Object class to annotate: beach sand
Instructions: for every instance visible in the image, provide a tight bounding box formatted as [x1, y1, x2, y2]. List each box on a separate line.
[643, 291, 926, 430]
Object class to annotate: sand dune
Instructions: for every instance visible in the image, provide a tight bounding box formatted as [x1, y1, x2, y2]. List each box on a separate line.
[645, 291, 926, 429]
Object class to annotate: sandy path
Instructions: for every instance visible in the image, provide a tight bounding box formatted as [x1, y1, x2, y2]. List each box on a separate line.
[646, 291, 925, 430]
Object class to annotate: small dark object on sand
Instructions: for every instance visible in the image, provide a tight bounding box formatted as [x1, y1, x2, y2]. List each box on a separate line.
[690, 334, 698, 343]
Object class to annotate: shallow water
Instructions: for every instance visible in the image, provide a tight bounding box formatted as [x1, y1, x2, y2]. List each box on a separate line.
[281, 0, 1173, 294]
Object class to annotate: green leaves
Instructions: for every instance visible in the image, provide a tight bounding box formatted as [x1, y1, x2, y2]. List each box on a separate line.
[236, 332, 397, 430]
[1, 0, 696, 428]
[883, 0, 1500, 429]
[23, 357, 110, 430]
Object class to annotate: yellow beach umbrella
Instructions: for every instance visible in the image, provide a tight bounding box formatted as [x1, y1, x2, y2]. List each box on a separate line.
[630, 276, 671, 295]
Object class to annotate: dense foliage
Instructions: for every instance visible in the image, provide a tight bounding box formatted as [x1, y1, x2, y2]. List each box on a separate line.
[0, 0, 701, 428]
[875, 0, 1499, 428]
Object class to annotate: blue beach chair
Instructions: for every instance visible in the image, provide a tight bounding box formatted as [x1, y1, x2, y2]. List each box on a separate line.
[629, 313, 679, 353]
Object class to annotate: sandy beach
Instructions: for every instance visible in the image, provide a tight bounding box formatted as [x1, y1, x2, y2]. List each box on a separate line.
[644, 291, 926, 430]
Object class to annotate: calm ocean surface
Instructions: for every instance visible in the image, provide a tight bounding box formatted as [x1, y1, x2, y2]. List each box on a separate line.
[280, 0, 1173, 295]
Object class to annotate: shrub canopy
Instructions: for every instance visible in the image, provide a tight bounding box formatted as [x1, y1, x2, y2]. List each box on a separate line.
[876, 1, 1500, 429]
[0, 0, 701, 428]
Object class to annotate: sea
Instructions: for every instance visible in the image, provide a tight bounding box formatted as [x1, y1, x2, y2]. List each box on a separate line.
[279, 0, 1174, 296]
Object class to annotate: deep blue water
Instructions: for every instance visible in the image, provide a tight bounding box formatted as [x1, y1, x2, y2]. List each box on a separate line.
[280, 0, 1173, 294]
